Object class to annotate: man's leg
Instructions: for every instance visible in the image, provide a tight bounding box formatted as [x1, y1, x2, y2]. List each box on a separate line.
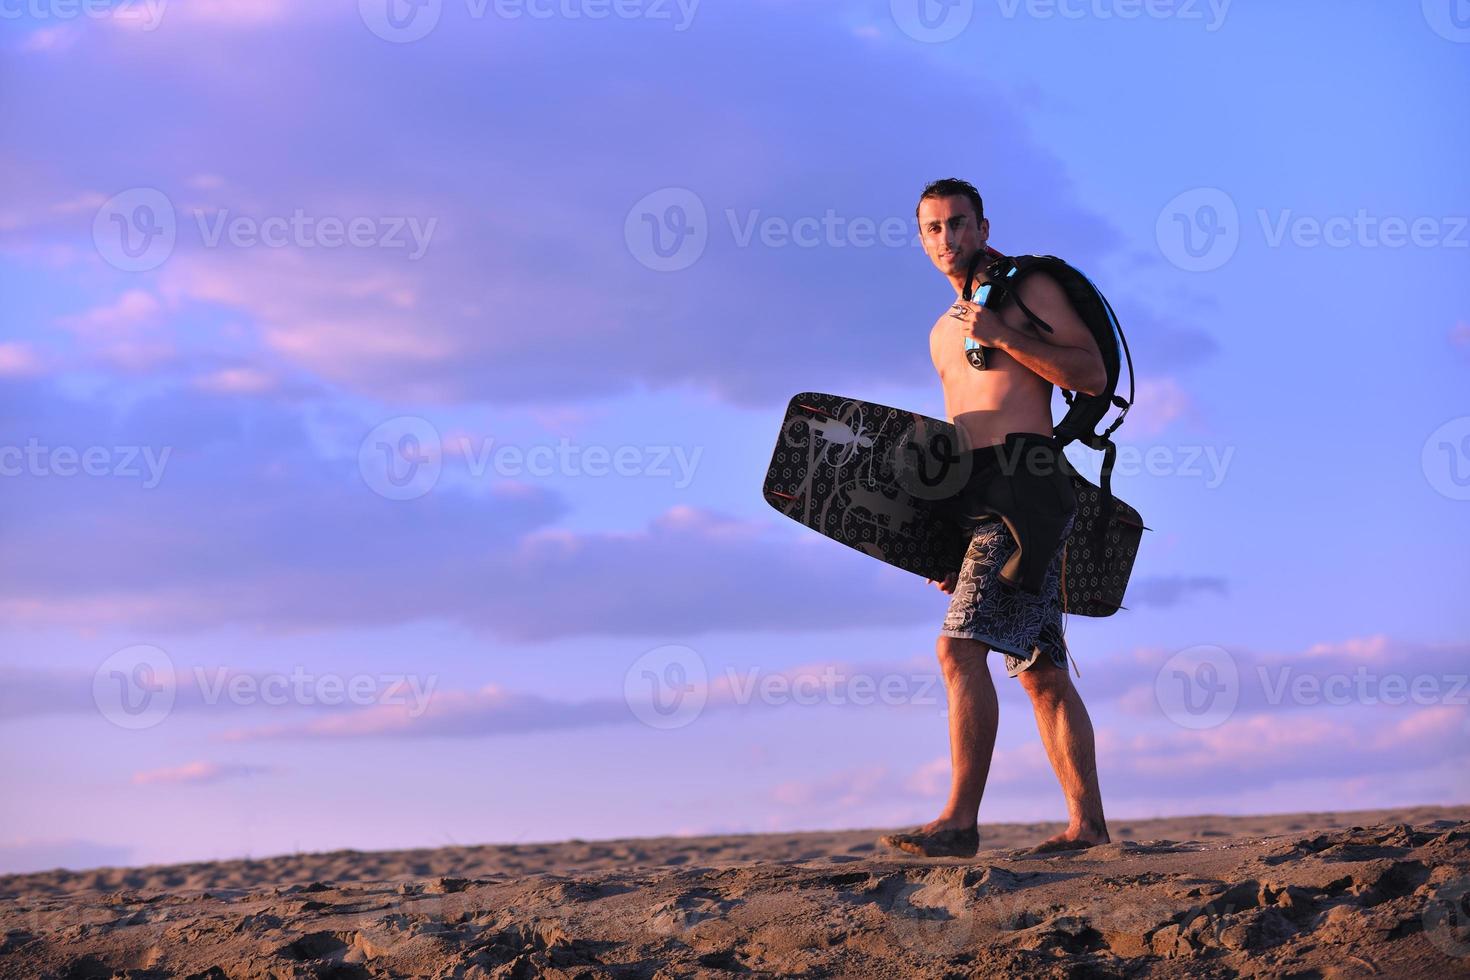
[1016, 660, 1110, 852]
[877, 634, 996, 857]
[929, 634, 998, 830]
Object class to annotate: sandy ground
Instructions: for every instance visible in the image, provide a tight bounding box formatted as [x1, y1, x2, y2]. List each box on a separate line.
[2, 804, 1468, 978]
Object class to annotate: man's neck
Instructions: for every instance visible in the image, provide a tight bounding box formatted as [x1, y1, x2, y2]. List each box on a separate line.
[949, 247, 993, 296]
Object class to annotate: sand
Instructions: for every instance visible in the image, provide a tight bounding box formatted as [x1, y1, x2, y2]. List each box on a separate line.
[2, 804, 1468, 978]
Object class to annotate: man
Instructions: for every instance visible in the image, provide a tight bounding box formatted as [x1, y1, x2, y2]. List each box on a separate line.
[878, 178, 1111, 858]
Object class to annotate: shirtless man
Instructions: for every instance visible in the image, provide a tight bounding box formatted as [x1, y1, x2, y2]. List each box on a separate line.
[878, 178, 1111, 858]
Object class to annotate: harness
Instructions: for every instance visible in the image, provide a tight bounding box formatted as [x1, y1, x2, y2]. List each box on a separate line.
[961, 246, 1137, 545]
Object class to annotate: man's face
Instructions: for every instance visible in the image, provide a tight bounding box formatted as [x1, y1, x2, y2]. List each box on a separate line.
[918, 195, 988, 278]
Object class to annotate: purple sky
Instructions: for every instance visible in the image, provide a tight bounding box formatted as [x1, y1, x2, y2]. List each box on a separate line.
[1, 0, 1468, 873]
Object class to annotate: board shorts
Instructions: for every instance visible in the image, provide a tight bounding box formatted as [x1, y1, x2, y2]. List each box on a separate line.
[939, 510, 1075, 677]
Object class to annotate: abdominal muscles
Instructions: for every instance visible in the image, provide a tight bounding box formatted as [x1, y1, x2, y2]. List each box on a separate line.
[940, 347, 1055, 451]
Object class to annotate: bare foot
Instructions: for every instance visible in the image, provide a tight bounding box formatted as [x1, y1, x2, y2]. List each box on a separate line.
[878, 819, 979, 858]
[1026, 825, 1110, 855]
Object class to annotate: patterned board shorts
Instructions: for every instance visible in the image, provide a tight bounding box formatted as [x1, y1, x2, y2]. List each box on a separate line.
[940, 511, 1076, 677]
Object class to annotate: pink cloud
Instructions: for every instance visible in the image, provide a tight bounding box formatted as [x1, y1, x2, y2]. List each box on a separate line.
[1119, 376, 1199, 437]
[0, 342, 44, 377]
[188, 366, 279, 395]
[131, 760, 272, 785]
[770, 764, 890, 809]
[19, 25, 80, 54]
[55, 289, 177, 372]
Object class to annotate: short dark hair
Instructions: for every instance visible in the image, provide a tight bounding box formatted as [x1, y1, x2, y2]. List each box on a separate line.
[916, 178, 985, 225]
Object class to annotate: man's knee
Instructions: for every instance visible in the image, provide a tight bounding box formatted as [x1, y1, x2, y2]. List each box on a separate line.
[936, 634, 990, 675]
[1017, 659, 1071, 703]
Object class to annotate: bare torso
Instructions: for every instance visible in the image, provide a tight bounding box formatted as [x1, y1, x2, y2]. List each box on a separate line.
[929, 285, 1054, 451]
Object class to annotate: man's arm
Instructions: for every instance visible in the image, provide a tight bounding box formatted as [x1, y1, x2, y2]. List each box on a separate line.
[988, 274, 1107, 396]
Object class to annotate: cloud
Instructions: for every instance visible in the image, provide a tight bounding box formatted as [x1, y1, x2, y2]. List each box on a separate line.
[0, 342, 45, 377]
[1451, 321, 1470, 351]
[131, 760, 273, 785]
[770, 764, 890, 810]
[0, 376, 959, 638]
[218, 653, 948, 741]
[985, 703, 1468, 805]
[1124, 574, 1227, 608]
[1111, 634, 1470, 718]
[55, 289, 177, 372]
[1117, 376, 1202, 437]
[19, 24, 80, 54]
[0, 2, 1219, 409]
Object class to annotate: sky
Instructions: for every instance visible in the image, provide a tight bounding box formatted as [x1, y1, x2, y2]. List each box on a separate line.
[1, 0, 1467, 873]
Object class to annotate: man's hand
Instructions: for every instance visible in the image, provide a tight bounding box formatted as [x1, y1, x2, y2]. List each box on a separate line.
[945, 299, 1011, 348]
[928, 572, 958, 594]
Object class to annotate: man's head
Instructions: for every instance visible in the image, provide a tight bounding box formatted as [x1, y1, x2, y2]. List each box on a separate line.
[916, 178, 989, 283]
